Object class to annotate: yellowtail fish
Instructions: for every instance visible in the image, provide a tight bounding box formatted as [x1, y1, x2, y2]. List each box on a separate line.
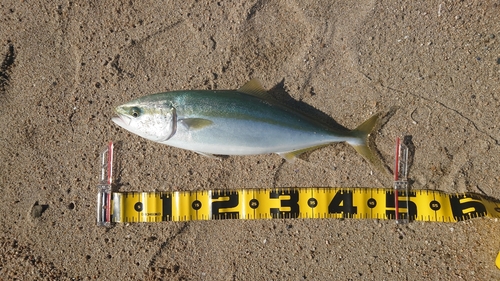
[112, 79, 384, 170]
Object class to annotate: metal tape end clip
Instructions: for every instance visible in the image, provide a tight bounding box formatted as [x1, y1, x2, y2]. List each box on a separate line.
[97, 141, 114, 227]
[394, 137, 410, 224]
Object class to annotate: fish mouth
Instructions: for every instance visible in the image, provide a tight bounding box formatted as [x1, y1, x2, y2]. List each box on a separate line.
[111, 115, 132, 127]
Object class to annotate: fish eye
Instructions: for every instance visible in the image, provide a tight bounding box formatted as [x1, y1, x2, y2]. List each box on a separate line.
[130, 107, 141, 118]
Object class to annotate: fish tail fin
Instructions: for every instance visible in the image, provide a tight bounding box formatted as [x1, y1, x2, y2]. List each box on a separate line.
[348, 113, 389, 174]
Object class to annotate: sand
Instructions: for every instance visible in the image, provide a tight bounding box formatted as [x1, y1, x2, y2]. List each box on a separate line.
[1, 0, 500, 280]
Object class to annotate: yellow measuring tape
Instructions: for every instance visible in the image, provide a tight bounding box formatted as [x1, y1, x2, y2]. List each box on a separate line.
[95, 141, 500, 268]
[110, 188, 500, 223]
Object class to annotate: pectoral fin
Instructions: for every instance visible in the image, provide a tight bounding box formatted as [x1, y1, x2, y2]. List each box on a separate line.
[180, 118, 214, 130]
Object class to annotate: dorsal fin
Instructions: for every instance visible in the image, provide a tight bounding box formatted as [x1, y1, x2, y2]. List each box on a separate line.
[237, 79, 274, 100]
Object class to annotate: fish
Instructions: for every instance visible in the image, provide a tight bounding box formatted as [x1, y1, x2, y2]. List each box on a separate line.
[112, 79, 385, 170]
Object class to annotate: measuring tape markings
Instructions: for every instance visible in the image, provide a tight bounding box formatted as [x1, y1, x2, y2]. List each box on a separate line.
[110, 188, 500, 223]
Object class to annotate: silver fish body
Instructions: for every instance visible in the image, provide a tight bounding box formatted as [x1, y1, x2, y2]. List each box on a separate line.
[112, 80, 382, 166]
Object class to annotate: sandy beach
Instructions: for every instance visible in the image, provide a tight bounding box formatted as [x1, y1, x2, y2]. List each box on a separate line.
[1, 0, 500, 280]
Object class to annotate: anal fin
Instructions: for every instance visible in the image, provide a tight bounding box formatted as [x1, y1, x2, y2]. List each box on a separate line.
[277, 145, 328, 162]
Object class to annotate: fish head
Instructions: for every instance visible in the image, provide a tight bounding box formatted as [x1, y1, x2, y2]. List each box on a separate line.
[112, 99, 177, 142]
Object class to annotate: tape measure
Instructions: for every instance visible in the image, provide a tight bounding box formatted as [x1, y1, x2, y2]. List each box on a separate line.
[109, 187, 500, 223]
[95, 140, 500, 268]
[96, 141, 500, 224]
